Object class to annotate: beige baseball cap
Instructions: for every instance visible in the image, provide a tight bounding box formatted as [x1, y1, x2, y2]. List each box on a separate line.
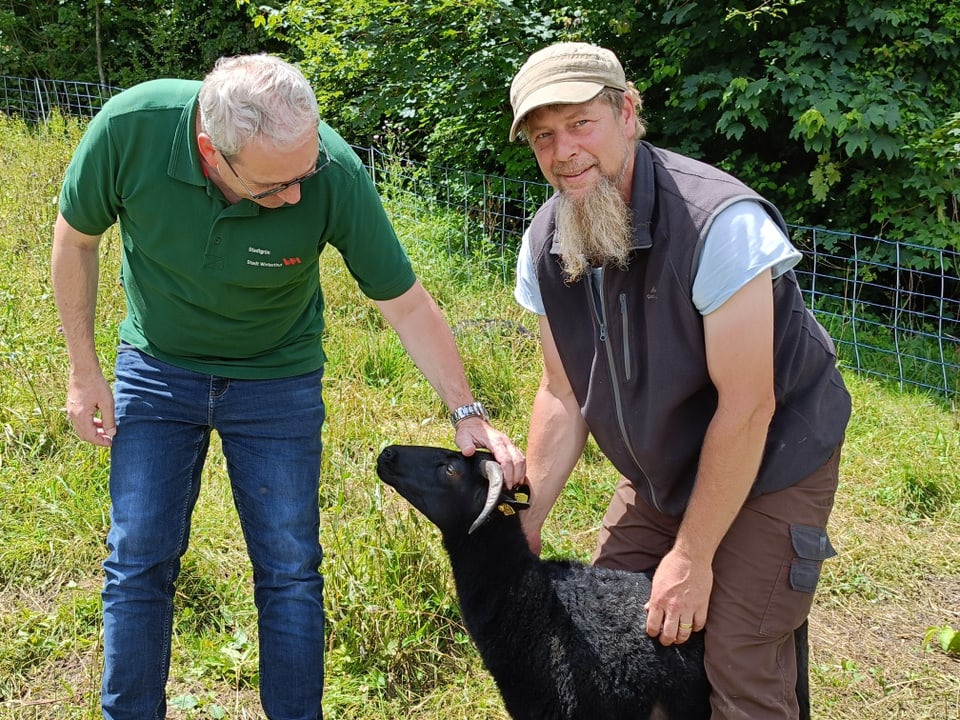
[509, 42, 627, 141]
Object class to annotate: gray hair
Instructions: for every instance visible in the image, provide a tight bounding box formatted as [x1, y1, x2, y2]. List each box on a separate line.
[198, 54, 320, 157]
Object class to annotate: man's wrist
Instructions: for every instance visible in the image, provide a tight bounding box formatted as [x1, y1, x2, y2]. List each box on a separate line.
[449, 401, 489, 427]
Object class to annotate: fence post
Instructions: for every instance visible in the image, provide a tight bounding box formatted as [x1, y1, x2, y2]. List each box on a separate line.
[33, 78, 46, 123]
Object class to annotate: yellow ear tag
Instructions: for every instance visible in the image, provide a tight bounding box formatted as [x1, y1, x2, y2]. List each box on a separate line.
[498, 503, 516, 517]
[514, 492, 529, 504]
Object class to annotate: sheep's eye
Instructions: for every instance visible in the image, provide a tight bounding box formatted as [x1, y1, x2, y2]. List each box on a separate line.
[443, 463, 458, 478]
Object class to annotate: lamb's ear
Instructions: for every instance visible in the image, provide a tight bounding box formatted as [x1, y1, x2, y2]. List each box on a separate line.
[468, 459, 504, 534]
[491, 484, 531, 521]
[502, 484, 531, 510]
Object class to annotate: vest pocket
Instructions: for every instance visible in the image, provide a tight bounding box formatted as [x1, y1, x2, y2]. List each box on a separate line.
[619, 293, 632, 382]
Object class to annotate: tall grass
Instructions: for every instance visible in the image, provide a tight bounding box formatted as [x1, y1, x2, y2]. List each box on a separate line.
[1, 115, 958, 719]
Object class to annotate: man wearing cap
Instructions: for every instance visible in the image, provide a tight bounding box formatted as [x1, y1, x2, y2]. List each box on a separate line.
[510, 42, 850, 719]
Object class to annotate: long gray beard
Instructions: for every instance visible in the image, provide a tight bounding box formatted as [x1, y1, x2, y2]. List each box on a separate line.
[554, 173, 632, 282]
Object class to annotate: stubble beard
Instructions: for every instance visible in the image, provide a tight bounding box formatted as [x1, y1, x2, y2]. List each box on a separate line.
[554, 155, 632, 282]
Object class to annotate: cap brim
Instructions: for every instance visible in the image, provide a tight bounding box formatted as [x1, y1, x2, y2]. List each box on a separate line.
[509, 81, 605, 141]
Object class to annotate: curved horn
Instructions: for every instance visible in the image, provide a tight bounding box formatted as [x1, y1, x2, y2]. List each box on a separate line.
[468, 460, 504, 534]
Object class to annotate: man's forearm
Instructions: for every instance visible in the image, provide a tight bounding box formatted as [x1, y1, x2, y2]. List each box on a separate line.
[51, 216, 103, 375]
[376, 281, 477, 411]
[523, 379, 588, 531]
[674, 403, 772, 564]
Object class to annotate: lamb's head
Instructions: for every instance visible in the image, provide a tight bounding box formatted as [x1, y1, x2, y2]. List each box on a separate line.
[376, 445, 529, 535]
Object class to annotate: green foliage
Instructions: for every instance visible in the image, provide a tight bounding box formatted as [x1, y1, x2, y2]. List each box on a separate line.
[237, 0, 960, 272]
[239, 0, 576, 179]
[924, 624, 960, 656]
[6, 0, 959, 266]
[0, 0, 284, 87]
[648, 0, 960, 250]
[0, 586, 102, 693]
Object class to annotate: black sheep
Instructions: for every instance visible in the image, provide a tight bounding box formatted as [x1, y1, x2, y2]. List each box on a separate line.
[377, 445, 812, 720]
[377, 444, 717, 719]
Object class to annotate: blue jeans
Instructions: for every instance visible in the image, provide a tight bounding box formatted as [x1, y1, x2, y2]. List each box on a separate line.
[102, 345, 326, 720]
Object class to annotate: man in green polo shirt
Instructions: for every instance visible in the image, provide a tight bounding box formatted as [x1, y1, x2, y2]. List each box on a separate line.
[51, 53, 525, 720]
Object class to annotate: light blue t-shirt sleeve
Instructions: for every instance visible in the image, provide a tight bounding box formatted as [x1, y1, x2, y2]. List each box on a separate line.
[692, 200, 801, 315]
[514, 200, 799, 318]
[514, 228, 546, 315]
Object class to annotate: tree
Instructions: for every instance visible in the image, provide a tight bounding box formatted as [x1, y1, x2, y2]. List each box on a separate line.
[240, 0, 575, 178]
[0, 0, 284, 87]
[4, 0, 955, 251]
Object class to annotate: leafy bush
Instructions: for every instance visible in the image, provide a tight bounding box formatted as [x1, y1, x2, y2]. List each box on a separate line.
[0, 0, 285, 86]
[655, 1, 960, 252]
[240, 0, 571, 180]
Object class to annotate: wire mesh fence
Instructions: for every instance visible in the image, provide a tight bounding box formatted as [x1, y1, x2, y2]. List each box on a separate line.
[5, 77, 958, 399]
[357, 146, 960, 400]
[790, 227, 958, 398]
[0, 75, 122, 122]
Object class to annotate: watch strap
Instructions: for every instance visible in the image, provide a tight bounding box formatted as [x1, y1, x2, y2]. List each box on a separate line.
[449, 401, 489, 426]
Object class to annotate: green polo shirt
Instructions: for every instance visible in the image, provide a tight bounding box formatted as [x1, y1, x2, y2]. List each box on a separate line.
[59, 78, 416, 379]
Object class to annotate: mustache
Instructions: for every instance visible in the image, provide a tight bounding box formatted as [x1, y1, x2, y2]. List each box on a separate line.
[552, 160, 596, 177]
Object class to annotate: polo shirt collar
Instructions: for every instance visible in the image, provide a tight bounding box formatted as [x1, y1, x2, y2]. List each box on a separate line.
[167, 92, 207, 188]
[166, 93, 261, 216]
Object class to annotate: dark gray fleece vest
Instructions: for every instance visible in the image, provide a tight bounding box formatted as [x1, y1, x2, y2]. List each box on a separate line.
[529, 142, 850, 516]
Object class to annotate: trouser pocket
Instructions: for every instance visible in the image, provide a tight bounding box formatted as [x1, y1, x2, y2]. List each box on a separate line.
[759, 524, 836, 636]
[788, 524, 837, 593]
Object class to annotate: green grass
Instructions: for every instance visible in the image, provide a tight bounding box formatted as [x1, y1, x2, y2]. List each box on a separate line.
[1, 114, 959, 718]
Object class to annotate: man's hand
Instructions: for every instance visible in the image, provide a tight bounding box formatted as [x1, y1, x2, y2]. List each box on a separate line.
[65, 371, 116, 447]
[453, 416, 526, 489]
[644, 547, 712, 646]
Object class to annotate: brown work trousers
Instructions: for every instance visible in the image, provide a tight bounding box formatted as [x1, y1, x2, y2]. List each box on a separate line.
[594, 445, 841, 720]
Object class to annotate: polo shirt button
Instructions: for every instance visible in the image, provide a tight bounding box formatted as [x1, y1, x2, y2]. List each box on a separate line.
[213, 237, 222, 245]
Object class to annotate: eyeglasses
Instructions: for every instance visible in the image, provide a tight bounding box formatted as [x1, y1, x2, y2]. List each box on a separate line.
[221, 134, 331, 200]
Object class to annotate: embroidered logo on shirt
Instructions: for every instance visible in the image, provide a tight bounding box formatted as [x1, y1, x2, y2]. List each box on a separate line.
[244, 246, 301, 269]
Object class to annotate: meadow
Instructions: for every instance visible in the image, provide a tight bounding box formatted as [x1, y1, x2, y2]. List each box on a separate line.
[1, 115, 958, 719]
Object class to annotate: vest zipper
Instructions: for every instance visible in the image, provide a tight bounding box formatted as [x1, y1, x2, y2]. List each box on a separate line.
[587, 272, 662, 513]
[589, 271, 607, 342]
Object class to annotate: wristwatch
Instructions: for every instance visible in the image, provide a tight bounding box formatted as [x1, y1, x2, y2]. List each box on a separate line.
[449, 401, 489, 426]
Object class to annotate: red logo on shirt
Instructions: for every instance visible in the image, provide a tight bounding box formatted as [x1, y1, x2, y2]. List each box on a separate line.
[283, 257, 302, 266]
